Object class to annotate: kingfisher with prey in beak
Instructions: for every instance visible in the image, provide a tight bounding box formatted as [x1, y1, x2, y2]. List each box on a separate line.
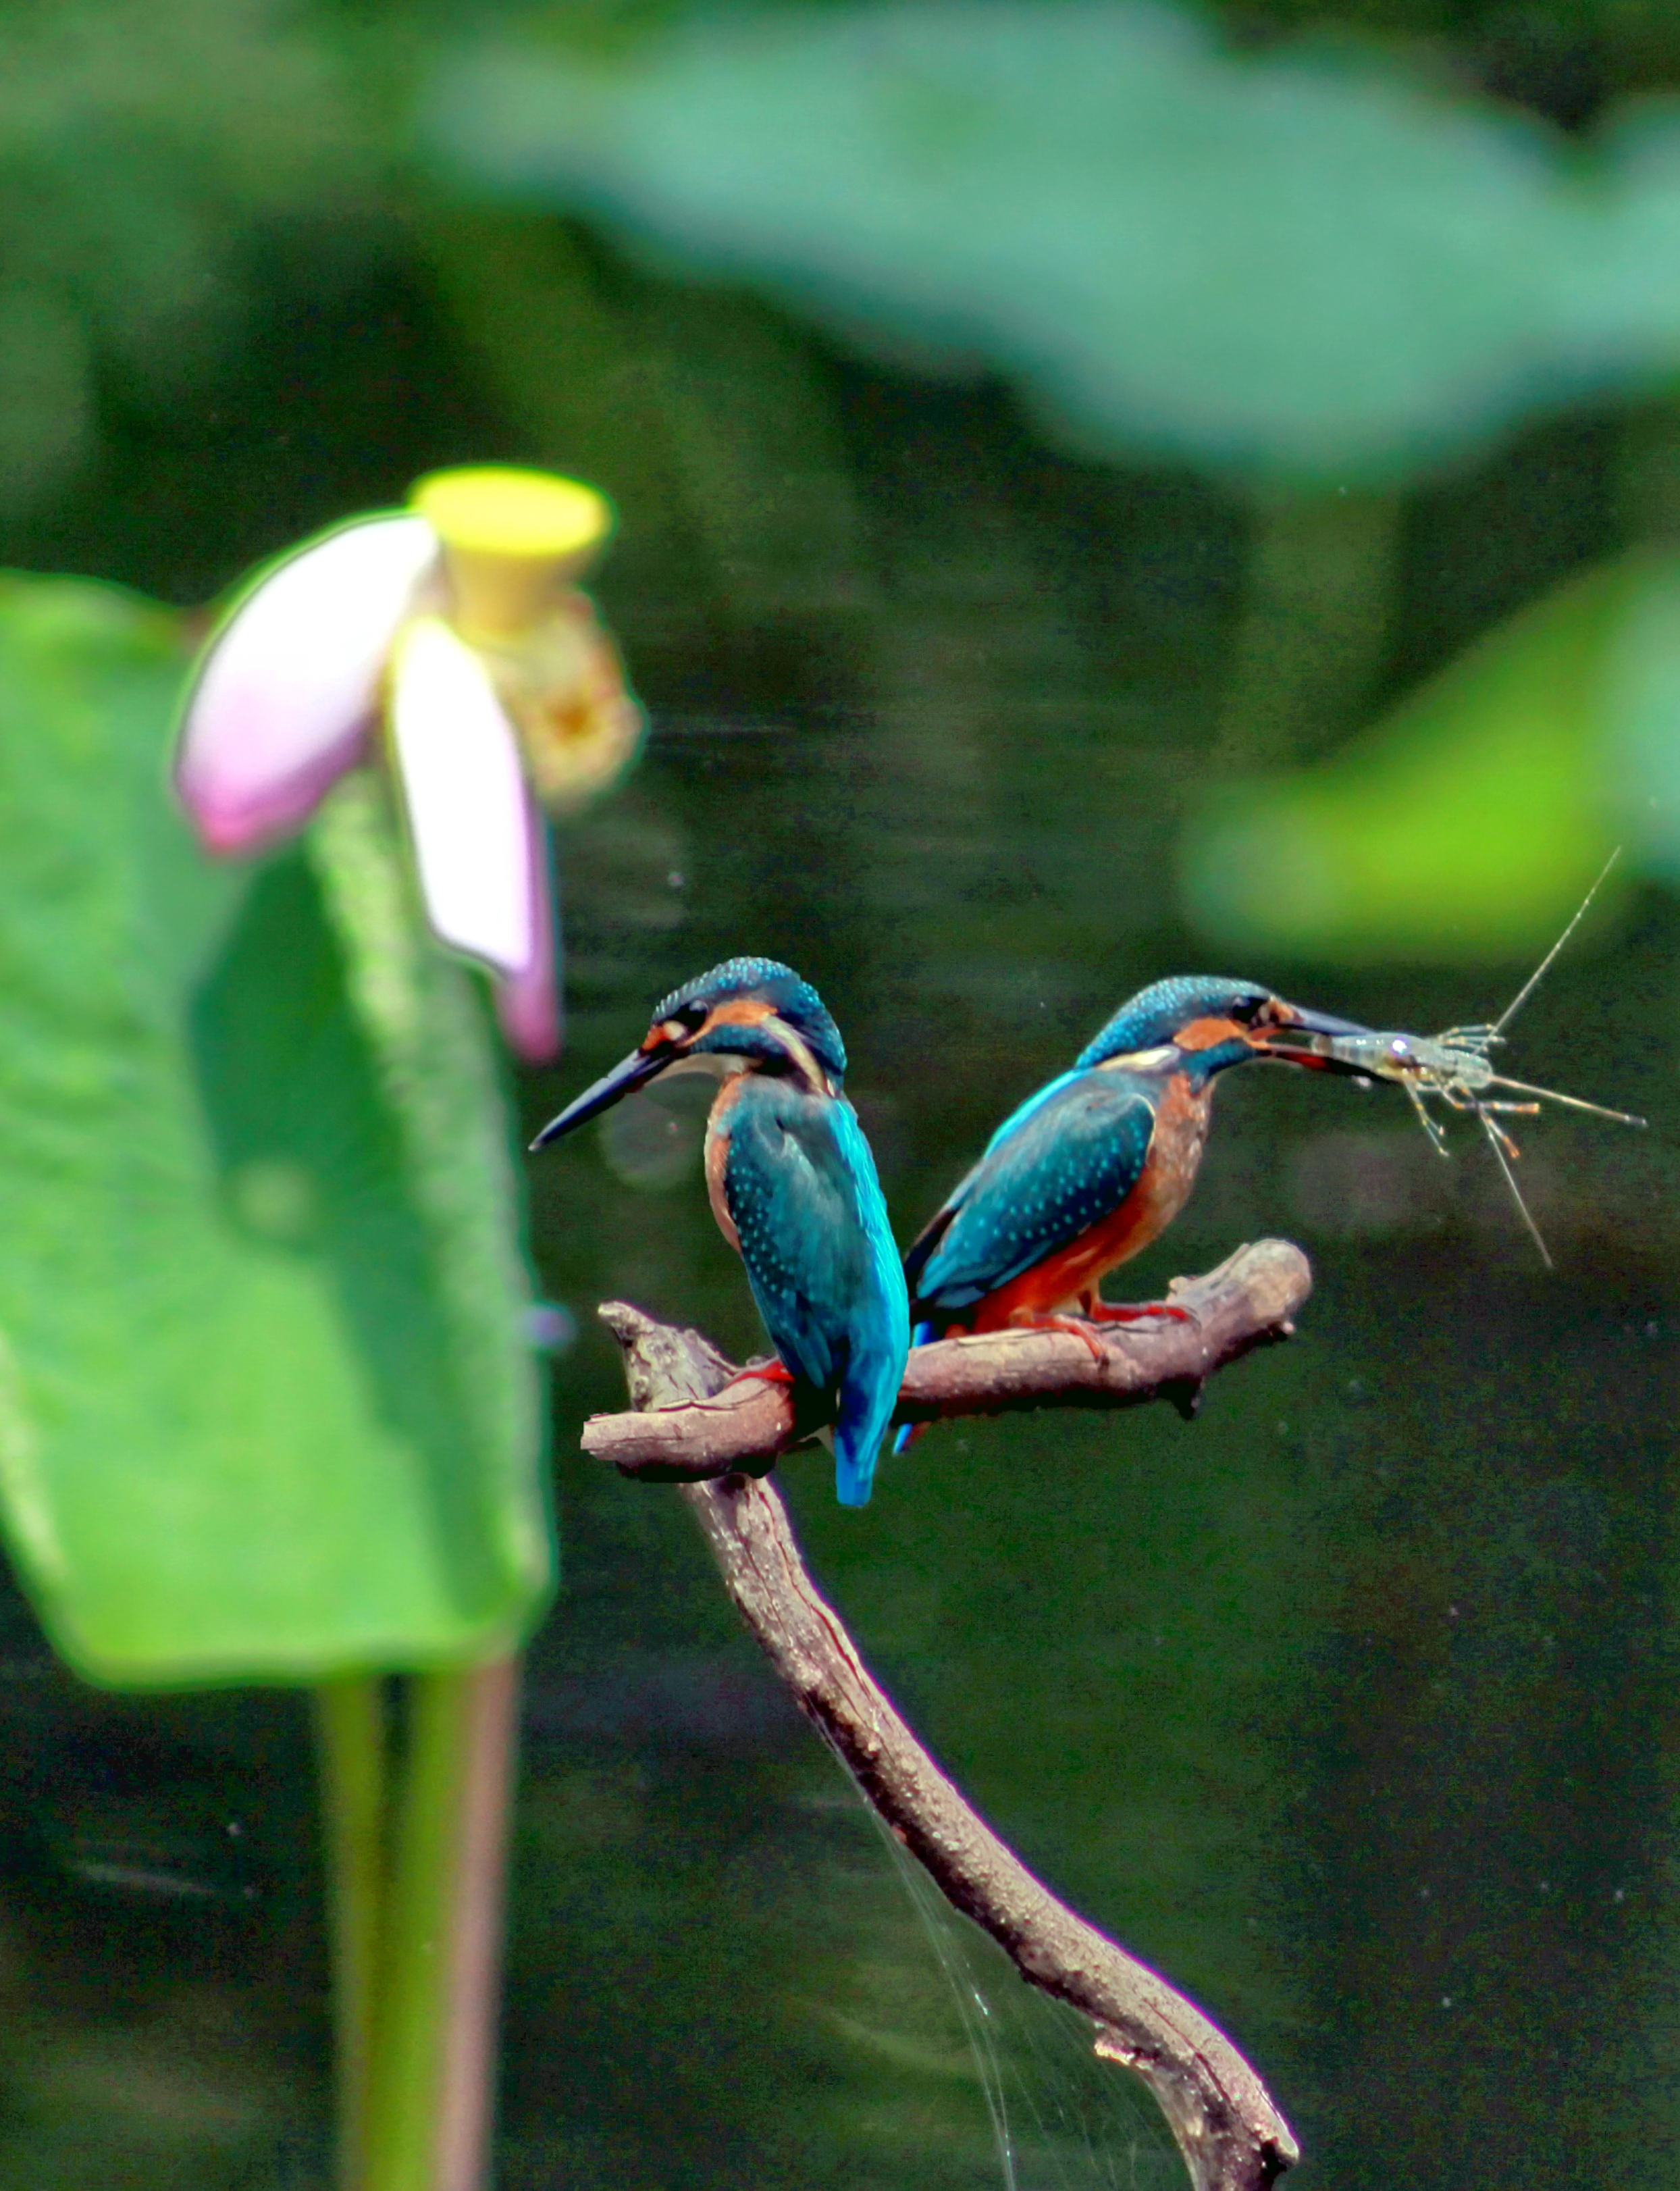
[903, 975, 1365, 1369]
[532, 958, 908, 1507]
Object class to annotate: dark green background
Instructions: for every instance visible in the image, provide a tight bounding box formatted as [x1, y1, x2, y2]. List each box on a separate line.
[1, 1, 1677, 2184]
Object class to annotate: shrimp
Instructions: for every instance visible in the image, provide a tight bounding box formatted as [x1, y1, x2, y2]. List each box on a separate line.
[1286, 853, 1646, 1265]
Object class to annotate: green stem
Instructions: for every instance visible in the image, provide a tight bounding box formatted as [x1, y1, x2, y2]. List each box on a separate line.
[365, 1657, 522, 2191]
[314, 1676, 392, 2191]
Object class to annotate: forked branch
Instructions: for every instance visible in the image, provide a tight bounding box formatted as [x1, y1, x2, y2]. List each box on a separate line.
[594, 1239, 1309, 2191]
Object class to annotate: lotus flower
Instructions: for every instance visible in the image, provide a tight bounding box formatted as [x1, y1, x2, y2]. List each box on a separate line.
[175, 466, 644, 1059]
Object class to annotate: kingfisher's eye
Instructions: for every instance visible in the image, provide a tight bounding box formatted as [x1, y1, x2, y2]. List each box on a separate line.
[655, 1005, 706, 1043]
[656, 1003, 708, 1041]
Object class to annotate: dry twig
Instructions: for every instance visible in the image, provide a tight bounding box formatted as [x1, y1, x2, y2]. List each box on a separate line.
[586, 1239, 1309, 1480]
[594, 1237, 1309, 2191]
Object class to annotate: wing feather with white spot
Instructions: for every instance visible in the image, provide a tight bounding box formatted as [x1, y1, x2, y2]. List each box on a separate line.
[906, 1071, 1157, 1314]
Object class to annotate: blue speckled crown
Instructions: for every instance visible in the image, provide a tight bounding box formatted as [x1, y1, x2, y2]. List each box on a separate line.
[1076, 975, 1271, 1068]
[654, 957, 847, 1079]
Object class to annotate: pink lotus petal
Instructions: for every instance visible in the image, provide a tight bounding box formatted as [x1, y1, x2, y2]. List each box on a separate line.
[176, 515, 438, 853]
[496, 804, 562, 1061]
[388, 617, 537, 977]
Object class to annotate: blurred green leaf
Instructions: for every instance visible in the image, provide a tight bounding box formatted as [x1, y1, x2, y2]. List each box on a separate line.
[0, 577, 551, 1684]
[428, 1, 1680, 481]
[1602, 552, 1680, 883]
[0, 0, 377, 510]
[1178, 552, 1680, 959]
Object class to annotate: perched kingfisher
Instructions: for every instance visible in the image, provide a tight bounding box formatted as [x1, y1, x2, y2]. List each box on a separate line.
[903, 975, 1361, 1359]
[532, 958, 909, 1507]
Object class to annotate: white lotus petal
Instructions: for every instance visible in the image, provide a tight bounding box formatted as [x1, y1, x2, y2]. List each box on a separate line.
[389, 617, 537, 976]
[176, 515, 438, 852]
[495, 812, 562, 1060]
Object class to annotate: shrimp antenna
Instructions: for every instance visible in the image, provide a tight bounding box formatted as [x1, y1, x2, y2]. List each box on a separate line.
[1474, 1105, 1554, 1269]
[1494, 848, 1622, 1038]
[1482, 1072, 1647, 1130]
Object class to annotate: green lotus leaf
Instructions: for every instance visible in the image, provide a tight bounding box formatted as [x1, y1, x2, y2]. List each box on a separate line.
[430, 0, 1680, 480]
[0, 575, 551, 1685]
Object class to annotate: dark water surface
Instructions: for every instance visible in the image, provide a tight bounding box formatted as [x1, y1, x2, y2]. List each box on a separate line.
[0, 261, 1675, 2190]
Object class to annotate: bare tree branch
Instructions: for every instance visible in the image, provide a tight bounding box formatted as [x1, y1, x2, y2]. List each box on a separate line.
[585, 1239, 1309, 1480]
[595, 1254, 1306, 2191]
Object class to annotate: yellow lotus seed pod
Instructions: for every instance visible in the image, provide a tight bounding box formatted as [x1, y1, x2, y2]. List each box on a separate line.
[410, 467, 614, 635]
[410, 466, 610, 556]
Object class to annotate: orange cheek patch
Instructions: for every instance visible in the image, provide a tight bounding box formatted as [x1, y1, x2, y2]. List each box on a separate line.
[1174, 1014, 1245, 1052]
[706, 998, 776, 1031]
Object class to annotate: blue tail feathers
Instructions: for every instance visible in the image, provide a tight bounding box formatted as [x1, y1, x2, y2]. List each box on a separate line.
[834, 1382, 888, 1506]
[832, 1314, 917, 1506]
[833, 1431, 875, 1508]
[890, 1321, 937, 1457]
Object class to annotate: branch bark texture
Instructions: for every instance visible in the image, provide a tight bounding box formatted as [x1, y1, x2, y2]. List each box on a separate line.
[596, 1256, 1305, 2191]
[586, 1239, 1309, 1480]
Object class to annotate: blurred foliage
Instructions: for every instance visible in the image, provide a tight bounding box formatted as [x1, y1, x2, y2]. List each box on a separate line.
[0, 576, 550, 1684]
[413, 0, 1680, 964]
[0, 0, 377, 517]
[1184, 555, 1628, 957]
[430, 0, 1680, 481]
[12, 0, 1680, 517]
[1182, 546, 1680, 957]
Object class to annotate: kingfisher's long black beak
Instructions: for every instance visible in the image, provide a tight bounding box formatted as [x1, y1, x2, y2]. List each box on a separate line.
[1288, 1004, 1375, 1039]
[530, 1043, 675, 1149]
[1250, 1002, 1382, 1074]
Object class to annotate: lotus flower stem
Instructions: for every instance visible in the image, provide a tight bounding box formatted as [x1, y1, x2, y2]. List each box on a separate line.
[363, 1658, 523, 2191]
[315, 1675, 392, 2191]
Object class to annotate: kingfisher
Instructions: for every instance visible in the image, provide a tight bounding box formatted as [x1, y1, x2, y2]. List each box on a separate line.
[903, 974, 1363, 1361]
[532, 958, 909, 1507]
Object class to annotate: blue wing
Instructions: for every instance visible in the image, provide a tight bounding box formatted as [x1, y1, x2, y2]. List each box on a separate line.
[905, 1069, 1157, 1314]
[723, 1084, 909, 1507]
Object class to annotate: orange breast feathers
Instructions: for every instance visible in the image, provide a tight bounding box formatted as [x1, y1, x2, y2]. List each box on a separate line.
[703, 1073, 747, 1252]
[968, 1072, 1213, 1330]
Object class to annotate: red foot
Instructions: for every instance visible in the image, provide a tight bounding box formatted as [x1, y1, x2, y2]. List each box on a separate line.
[1080, 1294, 1195, 1327]
[1002, 1297, 1195, 1364]
[1005, 1309, 1109, 1364]
[721, 1358, 795, 1397]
